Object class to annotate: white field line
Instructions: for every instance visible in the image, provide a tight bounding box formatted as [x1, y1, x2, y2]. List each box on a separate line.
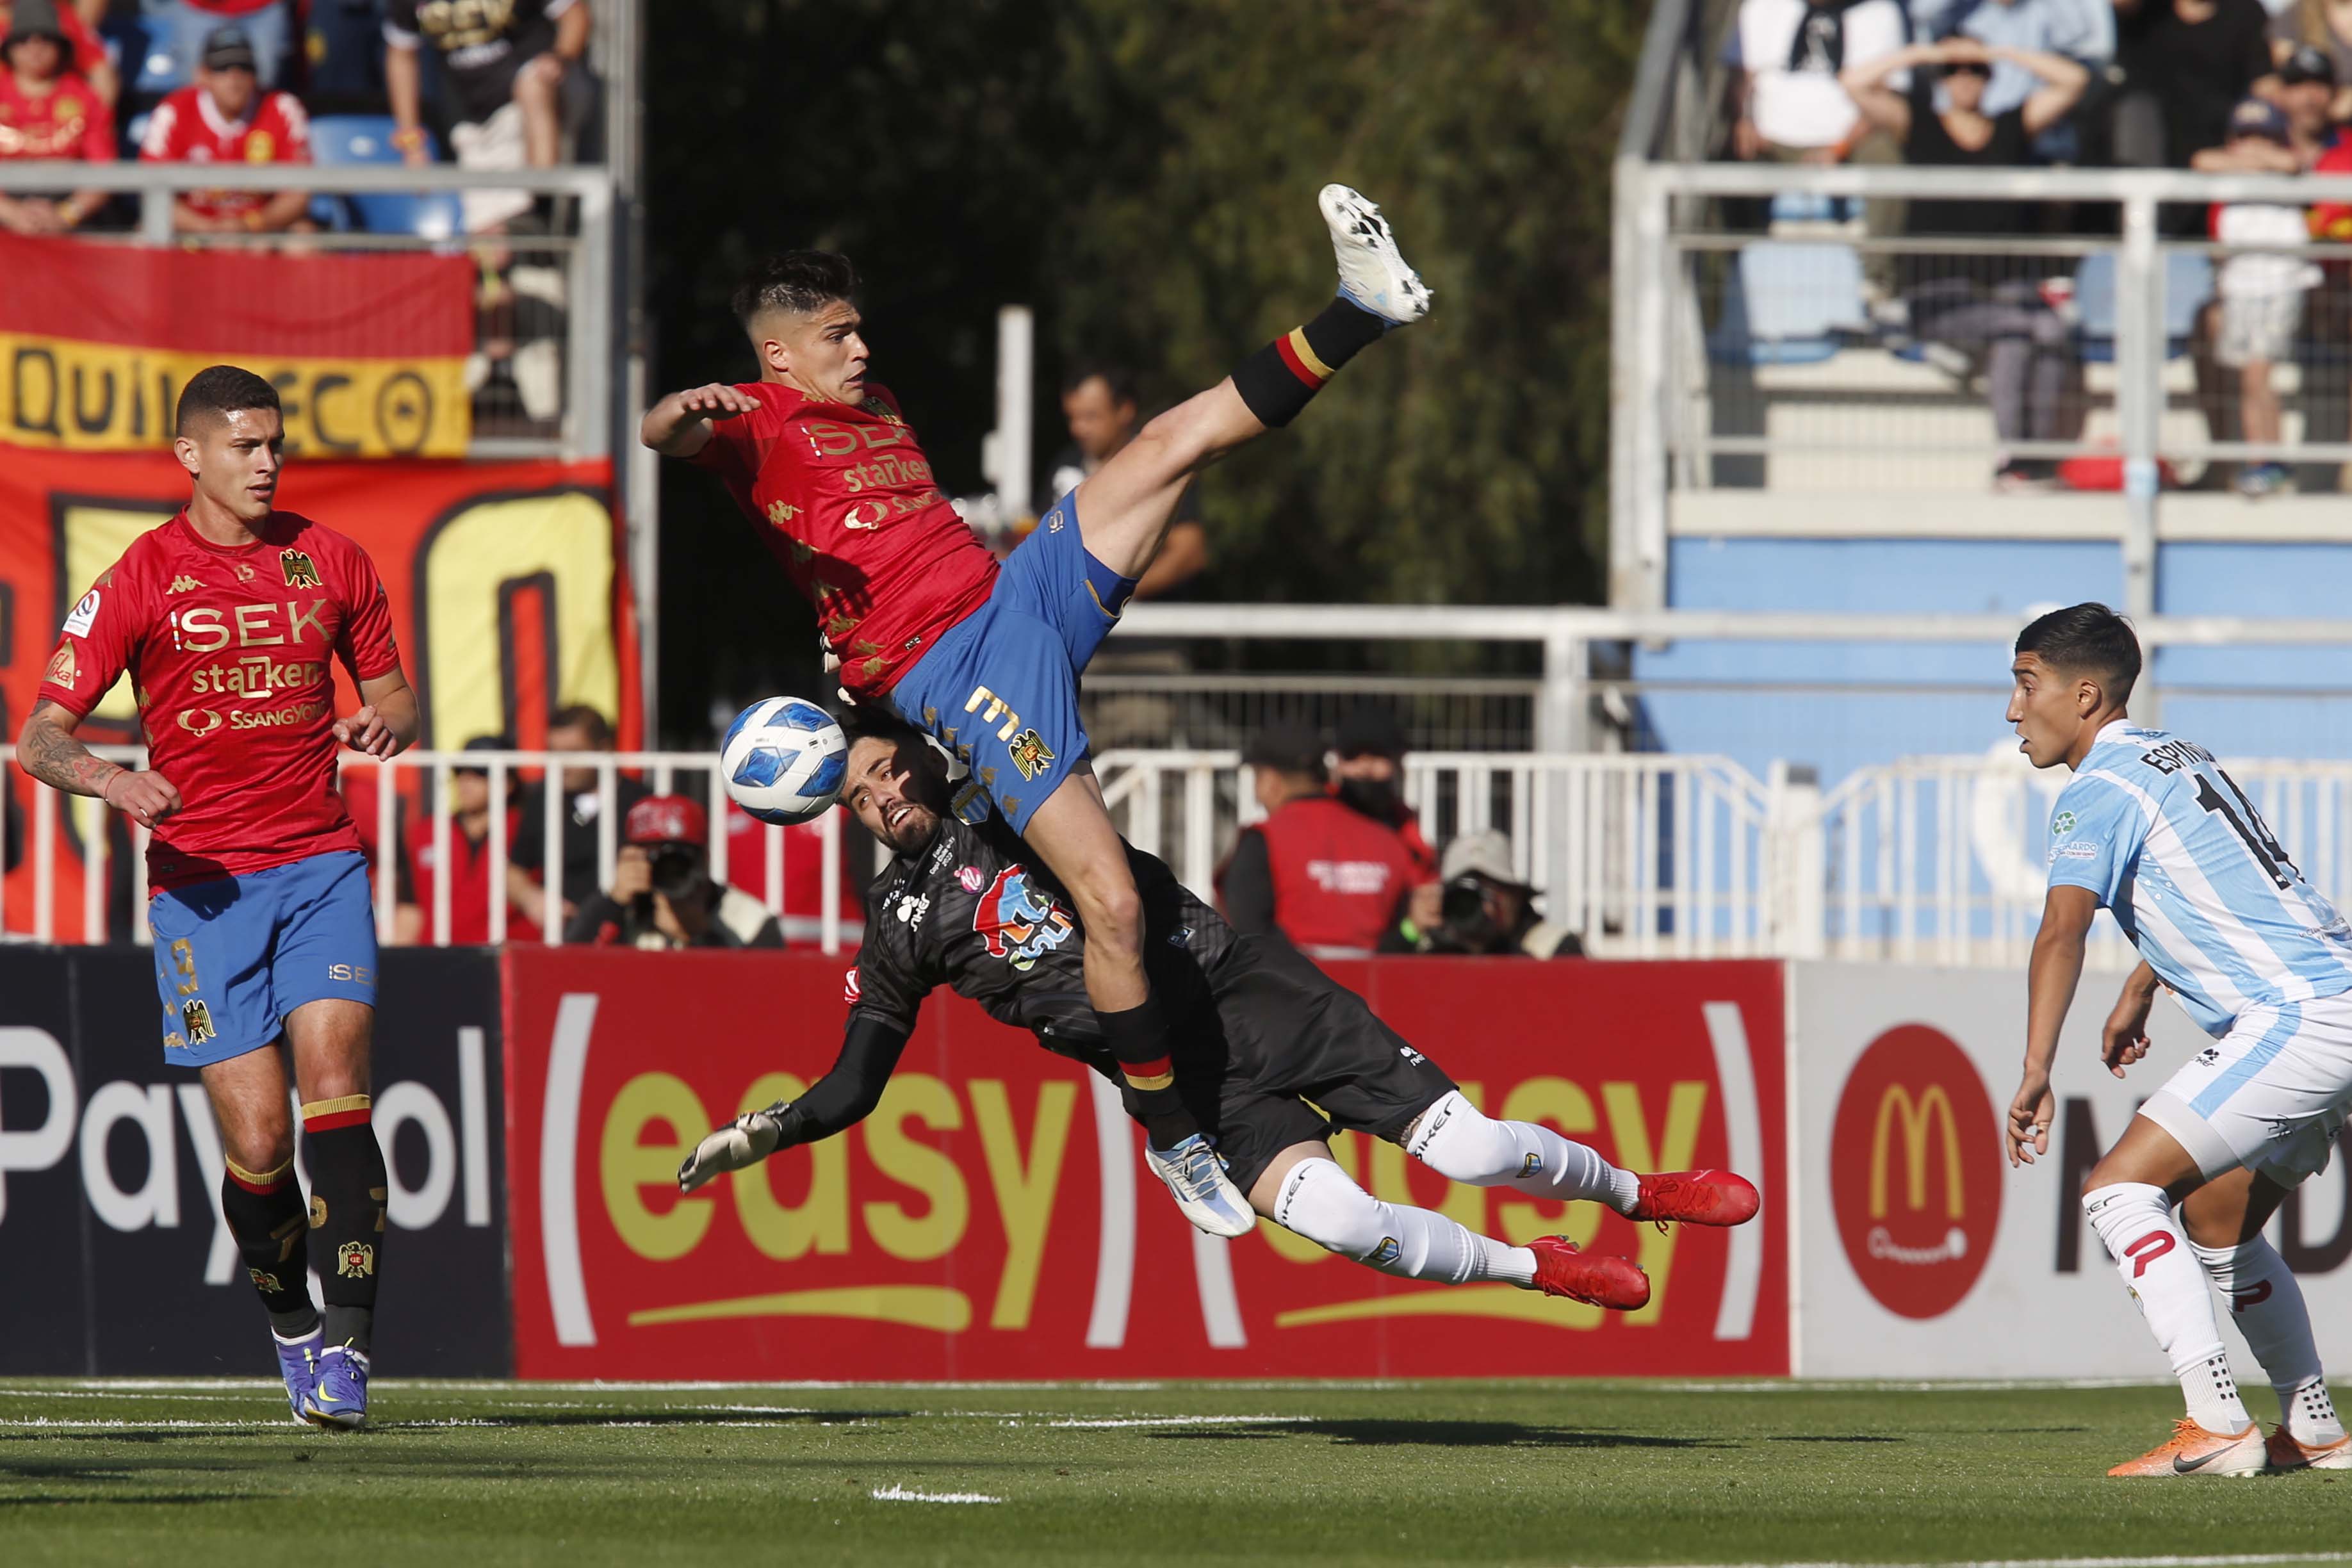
[869, 1485, 1002, 1505]
[1043, 1415, 1312, 1429]
[1615, 1558, 2351, 1568]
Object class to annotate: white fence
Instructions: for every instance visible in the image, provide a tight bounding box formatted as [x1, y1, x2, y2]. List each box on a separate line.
[17, 744, 2352, 962]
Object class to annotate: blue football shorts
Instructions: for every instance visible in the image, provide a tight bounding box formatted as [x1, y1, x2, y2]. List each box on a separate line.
[147, 850, 379, 1068]
[888, 488, 1137, 831]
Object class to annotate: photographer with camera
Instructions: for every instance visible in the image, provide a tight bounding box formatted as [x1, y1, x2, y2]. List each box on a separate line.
[1387, 830, 1584, 959]
[564, 794, 784, 951]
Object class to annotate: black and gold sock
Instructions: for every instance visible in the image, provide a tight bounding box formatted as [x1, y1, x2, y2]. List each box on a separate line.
[1231, 296, 1391, 428]
[220, 1157, 318, 1338]
[302, 1095, 387, 1355]
[1097, 991, 1198, 1150]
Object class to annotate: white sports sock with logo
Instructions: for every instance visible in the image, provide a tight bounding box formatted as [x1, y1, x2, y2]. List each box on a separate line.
[2193, 1236, 2344, 1444]
[1272, 1157, 1536, 1286]
[2086, 1183, 2250, 1434]
[1405, 1090, 1642, 1213]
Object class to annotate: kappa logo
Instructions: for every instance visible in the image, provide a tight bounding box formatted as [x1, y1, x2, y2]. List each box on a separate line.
[2196, 1047, 2221, 1066]
[1009, 729, 1056, 781]
[179, 709, 223, 737]
[180, 998, 217, 1045]
[336, 1241, 375, 1279]
[279, 548, 322, 589]
[162, 1031, 187, 1051]
[974, 866, 1075, 972]
[767, 501, 803, 525]
[166, 575, 202, 595]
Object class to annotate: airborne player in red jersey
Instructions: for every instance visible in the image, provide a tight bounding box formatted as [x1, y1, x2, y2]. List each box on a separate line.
[13, 366, 418, 1430]
[645, 186, 1430, 1238]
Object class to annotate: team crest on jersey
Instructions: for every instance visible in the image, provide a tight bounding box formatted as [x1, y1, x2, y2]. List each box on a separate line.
[247, 131, 275, 163]
[1008, 730, 1056, 781]
[181, 998, 217, 1045]
[279, 548, 322, 589]
[247, 1267, 282, 1293]
[860, 395, 905, 426]
[45, 640, 76, 689]
[974, 867, 1075, 972]
[336, 1241, 375, 1278]
[843, 967, 861, 1004]
[2052, 811, 2077, 837]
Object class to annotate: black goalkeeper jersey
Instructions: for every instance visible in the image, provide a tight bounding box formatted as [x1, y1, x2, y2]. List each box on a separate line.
[847, 813, 1236, 1062]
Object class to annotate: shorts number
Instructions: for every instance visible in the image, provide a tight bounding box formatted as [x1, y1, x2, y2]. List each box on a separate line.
[2194, 771, 2299, 890]
[170, 938, 199, 997]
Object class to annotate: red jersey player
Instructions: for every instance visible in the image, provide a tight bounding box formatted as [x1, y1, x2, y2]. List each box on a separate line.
[138, 26, 315, 235]
[13, 366, 418, 1432]
[644, 186, 1431, 1239]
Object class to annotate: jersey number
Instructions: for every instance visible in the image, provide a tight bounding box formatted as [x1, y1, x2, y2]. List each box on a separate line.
[2194, 771, 2298, 890]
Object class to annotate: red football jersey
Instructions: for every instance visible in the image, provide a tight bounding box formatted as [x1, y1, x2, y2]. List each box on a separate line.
[689, 381, 998, 697]
[0, 70, 113, 162]
[36, 511, 403, 893]
[140, 85, 312, 221]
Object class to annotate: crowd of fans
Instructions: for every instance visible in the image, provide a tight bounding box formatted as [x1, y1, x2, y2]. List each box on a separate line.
[1727, 0, 2352, 493]
[0, 0, 594, 236]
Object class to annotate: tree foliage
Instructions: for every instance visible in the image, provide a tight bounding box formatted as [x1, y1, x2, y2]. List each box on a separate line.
[645, 0, 1637, 729]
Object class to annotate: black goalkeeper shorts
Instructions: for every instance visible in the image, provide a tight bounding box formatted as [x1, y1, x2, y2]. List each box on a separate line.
[1179, 935, 1457, 1196]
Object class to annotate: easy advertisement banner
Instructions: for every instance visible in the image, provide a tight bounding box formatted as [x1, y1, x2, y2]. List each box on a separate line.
[0, 234, 473, 457]
[0, 947, 512, 1375]
[503, 949, 1788, 1380]
[1790, 962, 2352, 1378]
[0, 446, 639, 938]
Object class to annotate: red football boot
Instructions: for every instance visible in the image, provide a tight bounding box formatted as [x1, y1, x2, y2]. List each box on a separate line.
[1629, 1170, 1761, 1230]
[1528, 1236, 1649, 1310]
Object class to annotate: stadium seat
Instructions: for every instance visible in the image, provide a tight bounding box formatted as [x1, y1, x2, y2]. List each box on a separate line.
[309, 115, 462, 241]
[1707, 242, 1862, 366]
[2072, 251, 2216, 363]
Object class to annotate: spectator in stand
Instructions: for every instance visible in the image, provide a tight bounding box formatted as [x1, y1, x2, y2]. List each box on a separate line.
[1729, 0, 1910, 293]
[1387, 831, 1584, 960]
[721, 804, 862, 942]
[1329, 706, 1439, 883]
[2193, 97, 2324, 496]
[402, 736, 544, 945]
[565, 794, 783, 951]
[1957, 0, 2114, 158]
[1217, 725, 1428, 957]
[138, 28, 316, 236]
[0, 0, 111, 236]
[384, 0, 590, 233]
[1847, 37, 2087, 489]
[172, 0, 296, 86]
[0, 0, 110, 105]
[2109, 0, 2274, 170]
[2272, 0, 2352, 124]
[508, 704, 649, 933]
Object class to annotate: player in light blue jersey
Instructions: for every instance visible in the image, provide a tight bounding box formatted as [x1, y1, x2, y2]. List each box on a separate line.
[2004, 603, 2351, 1478]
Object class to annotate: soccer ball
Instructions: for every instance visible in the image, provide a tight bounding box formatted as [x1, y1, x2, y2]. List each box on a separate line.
[720, 697, 847, 825]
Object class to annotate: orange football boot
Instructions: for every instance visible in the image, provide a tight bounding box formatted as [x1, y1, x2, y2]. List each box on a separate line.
[2266, 1425, 2352, 1472]
[2107, 1418, 2266, 1477]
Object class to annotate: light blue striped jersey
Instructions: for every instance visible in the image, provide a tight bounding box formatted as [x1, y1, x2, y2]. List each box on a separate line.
[2046, 721, 2352, 1036]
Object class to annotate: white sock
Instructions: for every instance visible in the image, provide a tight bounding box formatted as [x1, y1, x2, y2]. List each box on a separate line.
[2192, 1236, 2342, 1443]
[2084, 1182, 2250, 1434]
[1273, 1157, 1535, 1286]
[1405, 1090, 1642, 1213]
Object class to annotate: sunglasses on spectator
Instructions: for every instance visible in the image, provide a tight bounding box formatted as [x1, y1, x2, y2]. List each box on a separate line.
[1945, 62, 1992, 78]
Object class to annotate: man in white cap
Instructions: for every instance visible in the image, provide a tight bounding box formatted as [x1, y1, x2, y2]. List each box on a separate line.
[1391, 829, 1583, 958]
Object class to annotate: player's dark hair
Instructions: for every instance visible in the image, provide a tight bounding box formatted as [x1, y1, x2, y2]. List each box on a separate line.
[548, 704, 613, 746]
[2015, 603, 2141, 705]
[174, 365, 280, 436]
[1061, 361, 1139, 408]
[731, 250, 859, 329]
[838, 703, 929, 756]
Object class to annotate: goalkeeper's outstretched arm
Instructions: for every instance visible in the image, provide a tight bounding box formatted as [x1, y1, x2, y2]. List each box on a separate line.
[678, 1016, 911, 1191]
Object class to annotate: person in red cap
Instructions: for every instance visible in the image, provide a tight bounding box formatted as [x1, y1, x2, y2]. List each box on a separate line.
[566, 793, 783, 949]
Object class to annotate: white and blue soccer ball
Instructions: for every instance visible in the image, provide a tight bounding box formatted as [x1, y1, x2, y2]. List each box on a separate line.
[720, 697, 847, 825]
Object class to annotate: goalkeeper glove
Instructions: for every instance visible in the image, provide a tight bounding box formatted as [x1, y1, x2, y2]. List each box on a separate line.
[677, 1102, 788, 1192]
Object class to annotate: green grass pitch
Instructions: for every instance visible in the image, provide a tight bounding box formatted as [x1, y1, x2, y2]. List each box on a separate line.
[2, 1378, 2347, 1566]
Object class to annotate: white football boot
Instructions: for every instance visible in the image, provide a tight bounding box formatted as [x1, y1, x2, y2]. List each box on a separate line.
[1145, 1132, 1256, 1238]
[1318, 184, 1432, 327]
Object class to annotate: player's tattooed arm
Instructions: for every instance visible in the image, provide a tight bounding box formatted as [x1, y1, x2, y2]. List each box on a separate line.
[15, 700, 182, 826]
[336, 670, 420, 759]
[639, 384, 760, 457]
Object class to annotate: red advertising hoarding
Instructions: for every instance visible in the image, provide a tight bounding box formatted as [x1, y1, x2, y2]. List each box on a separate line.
[504, 949, 1788, 1378]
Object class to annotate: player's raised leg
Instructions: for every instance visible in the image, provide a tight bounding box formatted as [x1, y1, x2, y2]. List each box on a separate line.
[2184, 1167, 2351, 1471]
[2080, 1116, 2266, 1477]
[1248, 1141, 1647, 1309]
[1400, 1089, 1762, 1229]
[1070, 185, 1429, 584]
[286, 997, 384, 1431]
[199, 1047, 323, 1425]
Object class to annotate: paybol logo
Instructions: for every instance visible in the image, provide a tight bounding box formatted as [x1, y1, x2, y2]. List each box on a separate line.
[1828, 1024, 2002, 1319]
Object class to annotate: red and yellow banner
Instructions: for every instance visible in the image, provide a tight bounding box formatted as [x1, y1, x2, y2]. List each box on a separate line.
[504, 950, 1789, 1380]
[0, 236, 474, 457]
[0, 445, 639, 937]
